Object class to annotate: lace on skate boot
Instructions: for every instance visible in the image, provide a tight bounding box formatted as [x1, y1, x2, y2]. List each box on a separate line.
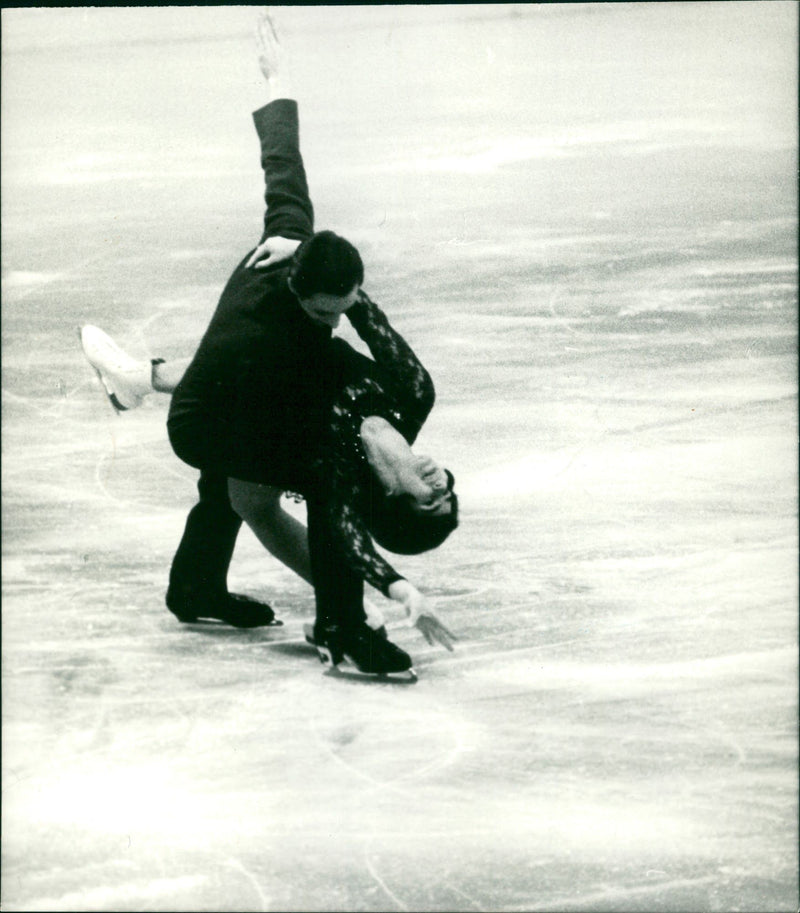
[304, 621, 387, 646]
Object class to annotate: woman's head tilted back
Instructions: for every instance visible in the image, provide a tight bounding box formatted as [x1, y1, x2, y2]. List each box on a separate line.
[368, 472, 459, 555]
[290, 230, 364, 298]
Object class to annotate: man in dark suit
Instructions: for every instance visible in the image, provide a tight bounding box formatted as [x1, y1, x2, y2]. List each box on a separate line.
[164, 13, 417, 674]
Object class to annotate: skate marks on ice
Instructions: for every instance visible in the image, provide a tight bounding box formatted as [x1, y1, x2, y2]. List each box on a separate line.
[3, 3, 798, 910]
[3, 309, 796, 911]
[309, 698, 475, 795]
[305, 689, 485, 911]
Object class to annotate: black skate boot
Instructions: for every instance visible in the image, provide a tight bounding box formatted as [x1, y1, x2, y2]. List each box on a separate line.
[313, 623, 417, 681]
[166, 587, 281, 628]
[304, 621, 387, 646]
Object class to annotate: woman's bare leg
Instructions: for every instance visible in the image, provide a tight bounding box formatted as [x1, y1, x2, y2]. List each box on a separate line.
[227, 479, 312, 583]
[80, 325, 189, 407]
[152, 358, 190, 393]
[228, 480, 391, 630]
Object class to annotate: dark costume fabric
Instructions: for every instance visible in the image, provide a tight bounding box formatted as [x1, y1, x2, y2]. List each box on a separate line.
[166, 99, 436, 625]
[168, 99, 323, 491]
[317, 293, 435, 594]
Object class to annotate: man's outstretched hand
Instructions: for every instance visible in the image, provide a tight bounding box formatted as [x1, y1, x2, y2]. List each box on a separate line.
[256, 9, 290, 97]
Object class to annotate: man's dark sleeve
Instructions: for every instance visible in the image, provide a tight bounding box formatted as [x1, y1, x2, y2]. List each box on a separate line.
[252, 99, 314, 242]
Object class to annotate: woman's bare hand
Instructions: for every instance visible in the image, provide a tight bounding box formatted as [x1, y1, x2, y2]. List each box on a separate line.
[415, 612, 458, 651]
[388, 579, 457, 651]
[245, 235, 301, 269]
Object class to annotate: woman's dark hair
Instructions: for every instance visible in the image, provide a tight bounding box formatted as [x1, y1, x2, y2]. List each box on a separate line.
[290, 230, 364, 298]
[367, 471, 459, 556]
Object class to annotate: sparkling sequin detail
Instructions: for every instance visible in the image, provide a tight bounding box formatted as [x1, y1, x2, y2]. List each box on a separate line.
[318, 291, 435, 594]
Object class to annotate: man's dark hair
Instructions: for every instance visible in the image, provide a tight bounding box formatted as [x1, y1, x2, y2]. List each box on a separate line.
[366, 472, 459, 556]
[290, 230, 364, 298]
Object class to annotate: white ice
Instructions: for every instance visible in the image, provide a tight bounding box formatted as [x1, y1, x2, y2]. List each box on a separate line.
[2, 4, 797, 911]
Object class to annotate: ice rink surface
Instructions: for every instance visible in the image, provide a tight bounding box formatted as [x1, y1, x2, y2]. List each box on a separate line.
[2, 3, 797, 911]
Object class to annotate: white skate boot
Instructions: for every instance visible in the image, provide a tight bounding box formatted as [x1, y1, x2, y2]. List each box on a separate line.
[79, 325, 158, 412]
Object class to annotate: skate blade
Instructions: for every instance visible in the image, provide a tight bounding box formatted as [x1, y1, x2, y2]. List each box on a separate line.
[327, 666, 418, 684]
[176, 616, 283, 628]
[89, 363, 126, 414]
[232, 616, 283, 628]
[315, 647, 417, 683]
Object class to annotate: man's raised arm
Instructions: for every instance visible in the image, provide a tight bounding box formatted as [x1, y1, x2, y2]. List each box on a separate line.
[247, 12, 312, 265]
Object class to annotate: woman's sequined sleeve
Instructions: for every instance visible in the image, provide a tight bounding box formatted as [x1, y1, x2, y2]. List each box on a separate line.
[323, 442, 404, 596]
[345, 291, 435, 443]
[317, 291, 438, 594]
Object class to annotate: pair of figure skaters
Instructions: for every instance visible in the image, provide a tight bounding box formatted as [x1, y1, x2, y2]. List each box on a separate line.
[82, 14, 458, 679]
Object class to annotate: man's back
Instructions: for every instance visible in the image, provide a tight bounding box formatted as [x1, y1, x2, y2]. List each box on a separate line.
[167, 97, 336, 487]
[167, 250, 338, 486]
